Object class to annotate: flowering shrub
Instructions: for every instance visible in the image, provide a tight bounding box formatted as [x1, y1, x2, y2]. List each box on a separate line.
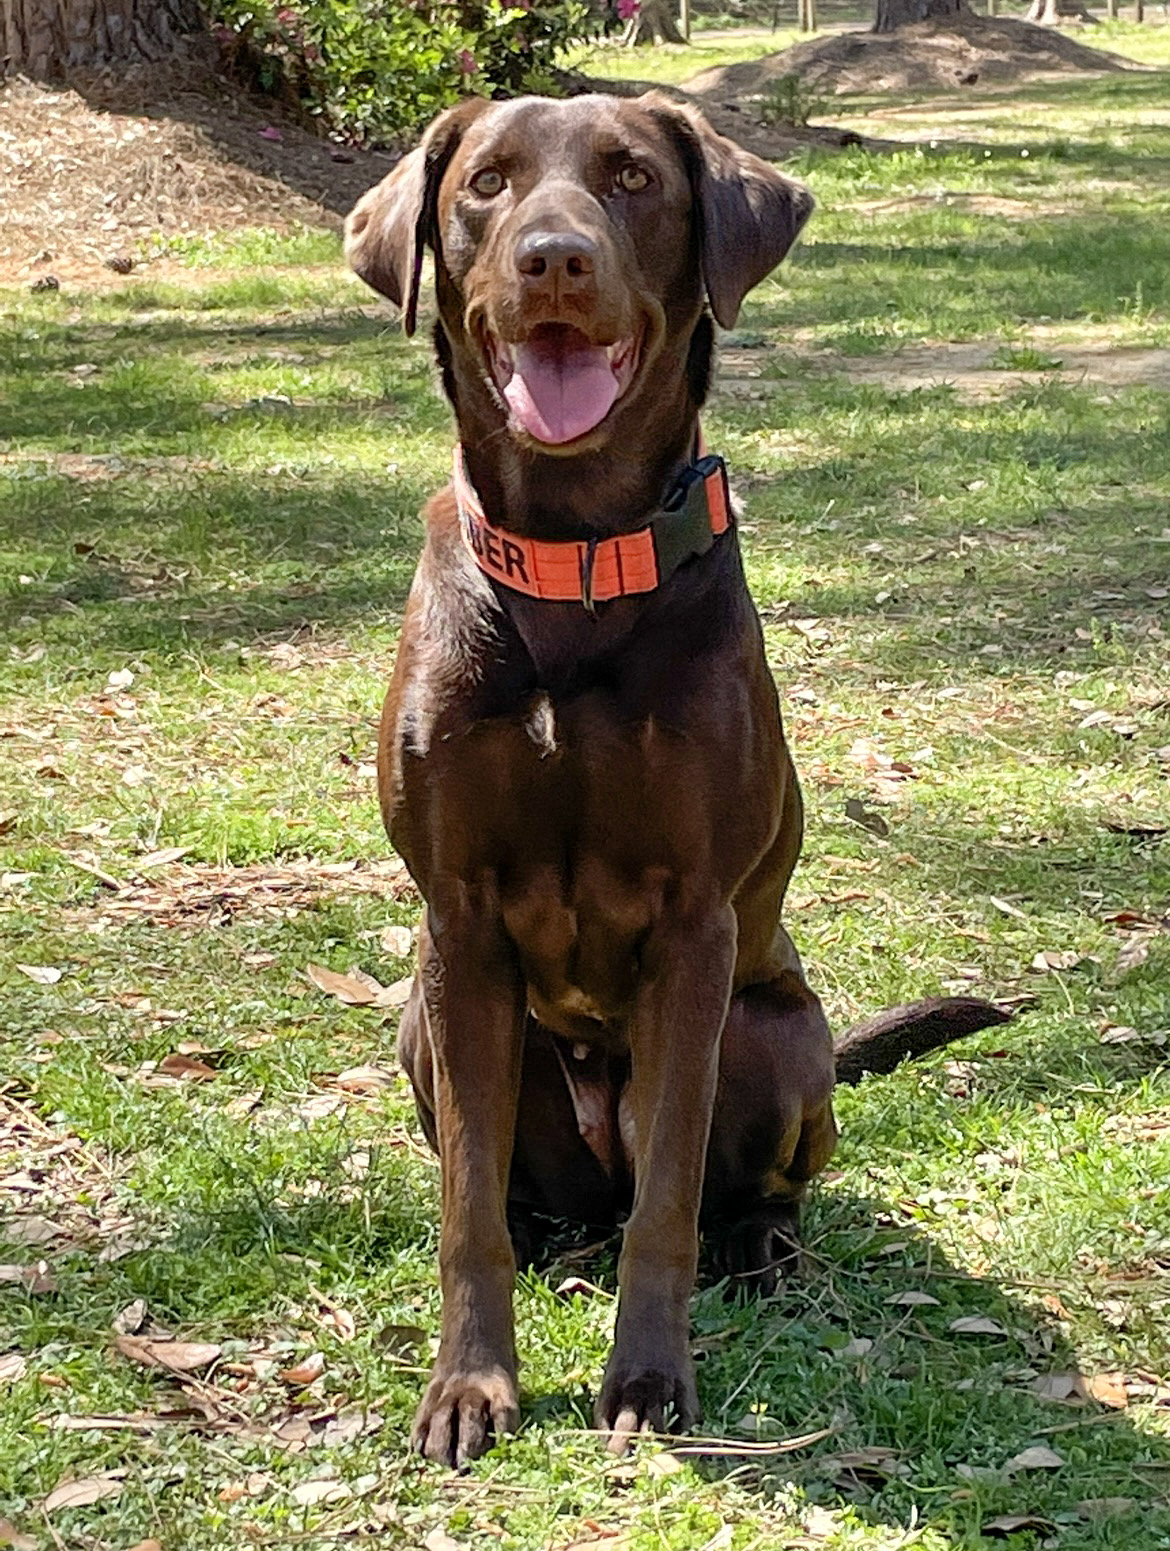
[211, 0, 616, 146]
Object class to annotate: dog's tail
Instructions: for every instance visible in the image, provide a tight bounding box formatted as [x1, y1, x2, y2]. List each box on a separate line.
[833, 996, 1013, 1086]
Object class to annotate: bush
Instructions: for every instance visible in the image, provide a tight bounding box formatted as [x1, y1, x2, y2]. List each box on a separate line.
[210, 0, 612, 147]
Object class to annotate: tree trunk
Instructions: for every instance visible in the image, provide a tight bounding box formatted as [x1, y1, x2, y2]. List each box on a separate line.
[1025, 0, 1094, 21]
[624, 0, 686, 45]
[1, 0, 205, 79]
[873, 0, 969, 31]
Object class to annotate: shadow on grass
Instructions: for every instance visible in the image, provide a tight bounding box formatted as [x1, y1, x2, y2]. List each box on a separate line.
[7, 1158, 1169, 1544]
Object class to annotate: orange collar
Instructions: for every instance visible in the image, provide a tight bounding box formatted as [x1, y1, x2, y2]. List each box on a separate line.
[453, 440, 731, 612]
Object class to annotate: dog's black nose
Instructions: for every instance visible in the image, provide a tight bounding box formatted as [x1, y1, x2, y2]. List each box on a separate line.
[515, 231, 597, 283]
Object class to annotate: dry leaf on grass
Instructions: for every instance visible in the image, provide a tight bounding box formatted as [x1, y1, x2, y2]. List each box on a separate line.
[330, 1065, 395, 1096]
[1005, 1445, 1064, 1472]
[42, 1474, 125, 1512]
[885, 1290, 940, 1307]
[1085, 1372, 1128, 1409]
[1030, 949, 1083, 973]
[844, 797, 890, 837]
[380, 924, 414, 957]
[982, 1513, 1057, 1537]
[423, 1529, 464, 1551]
[949, 1315, 1007, 1336]
[112, 1297, 149, 1335]
[279, 1351, 326, 1386]
[305, 963, 412, 1009]
[126, 1541, 163, 1551]
[0, 1261, 56, 1294]
[158, 1051, 218, 1080]
[1029, 1371, 1086, 1403]
[0, 1353, 27, 1384]
[15, 963, 62, 984]
[115, 1335, 221, 1373]
[0, 1522, 37, 1551]
[291, 1475, 351, 1507]
[1078, 1497, 1135, 1520]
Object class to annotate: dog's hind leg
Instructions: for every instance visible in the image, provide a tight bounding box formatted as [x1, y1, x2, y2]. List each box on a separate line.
[702, 970, 838, 1297]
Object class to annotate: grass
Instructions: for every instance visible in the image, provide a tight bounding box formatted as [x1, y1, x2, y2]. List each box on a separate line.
[2, 39, 1170, 1551]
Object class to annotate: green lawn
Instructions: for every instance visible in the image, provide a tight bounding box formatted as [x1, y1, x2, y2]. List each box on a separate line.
[2, 37, 1170, 1551]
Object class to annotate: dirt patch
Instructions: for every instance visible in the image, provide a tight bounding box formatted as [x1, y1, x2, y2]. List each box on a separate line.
[0, 58, 396, 285]
[685, 16, 1137, 98]
[828, 341, 1170, 398]
[565, 71, 891, 159]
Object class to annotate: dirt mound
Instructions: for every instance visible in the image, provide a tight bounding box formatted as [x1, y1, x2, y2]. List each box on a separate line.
[685, 15, 1135, 97]
[0, 58, 397, 285]
[566, 71, 885, 159]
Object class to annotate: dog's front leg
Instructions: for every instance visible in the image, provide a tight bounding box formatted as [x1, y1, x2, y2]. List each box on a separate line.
[413, 908, 526, 1467]
[596, 905, 736, 1450]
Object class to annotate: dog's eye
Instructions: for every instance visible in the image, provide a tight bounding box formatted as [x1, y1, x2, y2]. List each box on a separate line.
[470, 168, 505, 198]
[616, 163, 650, 194]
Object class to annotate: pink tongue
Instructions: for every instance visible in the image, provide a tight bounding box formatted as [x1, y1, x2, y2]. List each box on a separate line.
[503, 339, 619, 444]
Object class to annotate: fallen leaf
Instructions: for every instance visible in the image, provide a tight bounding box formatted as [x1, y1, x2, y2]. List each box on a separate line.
[291, 1476, 351, 1506]
[137, 846, 191, 869]
[949, 1315, 1007, 1337]
[374, 976, 413, 1009]
[331, 1065, 395, 1095]
[982, 1513, 1057, 1537]
[42, 1474, 125, 1512]
[0, 1354, 27, 1384]
[1099, 1024, 1142, 1045]
[1029, 1371, 1086, 1403]
[112, 1298, 148, 1335]
[1077, 1497, 1135, 1520]
[0, 1522, 37, 1551]
[375, 1323, 425, 1357]
[1115, 937, 1151, 975]
[884, 1290, 940, 1307]
[0, 1261, 56, 1294]
[844, 797, 890, 837]
[1005, 1445, 1064, 1472]
[646, 1450, 687, 1477]
[1085, 1372, 1128, 1409]
[126, 1541, 163, 1551]
[115, 1335, 221, 1373]
[279, 1351, 326, 1386]
[305, 963, 380, 1005]
[15, 963, 62, 984]
[157, 1052, 217, 1080]
[423, 1529, 462, 1551]
[6, 1216, 61, 1246]
[322, 1406, 382, 1448]
[989, 895, 1029, 920]
[106, 667, 135, 689]
[1030, 948, 1084, 972]
[380, 924, 413, 957]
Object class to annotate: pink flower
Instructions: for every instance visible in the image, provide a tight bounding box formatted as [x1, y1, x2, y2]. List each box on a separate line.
[617, 0, 639, 16]
[458, 48, 478, 74]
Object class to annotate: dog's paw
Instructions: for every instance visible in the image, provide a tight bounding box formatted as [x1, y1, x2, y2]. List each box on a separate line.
[710, 1200, 803, 1299]
[594, 1358, 699, 1454]
[412, 1367, 520, 1468]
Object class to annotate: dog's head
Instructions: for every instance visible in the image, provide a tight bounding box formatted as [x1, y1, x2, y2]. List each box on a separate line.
[346, 94, 811, 452]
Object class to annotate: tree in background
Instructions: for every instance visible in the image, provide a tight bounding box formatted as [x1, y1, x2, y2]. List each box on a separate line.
[873, 0, 969, 32]
[0, 0, 204, 75]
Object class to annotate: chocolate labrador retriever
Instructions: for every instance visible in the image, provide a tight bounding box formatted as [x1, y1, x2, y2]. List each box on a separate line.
[345, 92, 1007, 1467]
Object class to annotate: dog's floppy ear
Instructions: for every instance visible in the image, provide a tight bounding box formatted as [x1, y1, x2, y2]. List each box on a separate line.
[647, 96, 813, 330]
[344, 98, 489, 335]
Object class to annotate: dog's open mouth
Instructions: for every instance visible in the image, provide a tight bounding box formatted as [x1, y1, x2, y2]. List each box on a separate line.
[486, 323, 642, 446]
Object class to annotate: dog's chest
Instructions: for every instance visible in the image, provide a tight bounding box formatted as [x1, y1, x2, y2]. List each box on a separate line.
[400, 683, 721, 1029]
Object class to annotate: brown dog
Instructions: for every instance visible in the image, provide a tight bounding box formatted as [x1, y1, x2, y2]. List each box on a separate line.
[345, 92, 1007, 1468]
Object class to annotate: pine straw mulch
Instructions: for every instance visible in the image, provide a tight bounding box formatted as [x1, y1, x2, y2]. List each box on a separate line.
[684, 15, 1140, 98]
[0, 53, 398, 286]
